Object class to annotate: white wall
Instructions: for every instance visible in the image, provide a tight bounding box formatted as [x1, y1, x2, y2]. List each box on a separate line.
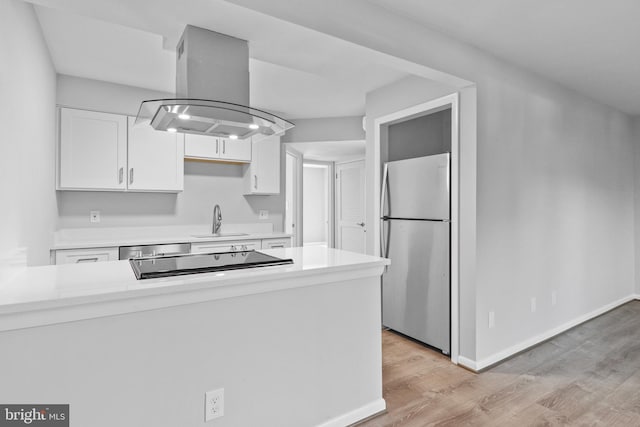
[55, 75, 285, 232]
[233, 0, 637, 365]
[635, 117, 640, 295]
[281, 116, 365, 143]
[0, 0, 57, 266]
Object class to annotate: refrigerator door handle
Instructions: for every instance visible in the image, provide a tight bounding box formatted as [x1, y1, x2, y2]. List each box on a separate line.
[380, 163, 389, 261]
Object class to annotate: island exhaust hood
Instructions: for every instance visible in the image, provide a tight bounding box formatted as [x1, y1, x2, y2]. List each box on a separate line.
[135, 25, 294, 140]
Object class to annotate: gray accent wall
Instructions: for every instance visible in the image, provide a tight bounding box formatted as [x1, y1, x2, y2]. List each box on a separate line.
[388, 108, 451, 161]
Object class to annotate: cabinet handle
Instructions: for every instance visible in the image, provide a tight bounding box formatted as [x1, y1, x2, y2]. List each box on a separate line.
[118, 167, 124, 184]
[223, 139, 226, 154]
[254, 175, 258, 190]
[129, 168, 134, 184]
[76, 257, 98, 263]
[272, 245, 285, 248]
[241, 245, 248, 251]
[230, 245, 237, 252]
[216, 139, 219, 155]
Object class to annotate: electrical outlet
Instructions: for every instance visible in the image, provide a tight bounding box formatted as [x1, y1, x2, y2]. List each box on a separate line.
[488, 311, 495, 328]
[259, 210, 269, 220]
[531, 297, 537, 313]
[551, 291, 557, 306]
[205, 388, 224, 421]
[90, 210, 100, 223]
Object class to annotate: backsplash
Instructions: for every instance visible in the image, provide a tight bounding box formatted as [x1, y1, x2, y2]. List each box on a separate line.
[56, 161, 285, 231]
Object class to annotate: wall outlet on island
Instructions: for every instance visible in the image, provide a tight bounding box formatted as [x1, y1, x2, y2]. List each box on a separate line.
[90, 210, 100, 223]
[259, 210, 269, 220]
[205, 388, 224, 421]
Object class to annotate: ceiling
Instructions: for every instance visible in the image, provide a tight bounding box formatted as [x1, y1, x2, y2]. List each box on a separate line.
[32, 1, 411, 119]
[27, 0, 640, 118]
[367, 0, 640, 115]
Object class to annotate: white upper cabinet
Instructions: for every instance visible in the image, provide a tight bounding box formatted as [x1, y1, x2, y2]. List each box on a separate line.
[59, 108, 127, 190]
[243, 134, 281, 195]
[57, 108, 184, 192]
[127, 117, 184, 192]
[184, 134, 251, 163]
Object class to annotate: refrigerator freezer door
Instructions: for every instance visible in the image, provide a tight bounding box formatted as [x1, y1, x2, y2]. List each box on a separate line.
[382, 218, 450, 353]
[383, 153, 450, 220]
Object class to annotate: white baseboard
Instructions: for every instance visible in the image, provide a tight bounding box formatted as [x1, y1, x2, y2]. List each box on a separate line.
[316, 398, 386, 427]
[463, 294, 636, 371]
[457, 356, 478, 372]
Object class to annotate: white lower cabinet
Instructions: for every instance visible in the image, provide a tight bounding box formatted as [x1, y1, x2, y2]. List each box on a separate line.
[191, 240, 261, 254]
[261, 238, 292, 249]
[54, 247, 119, 265]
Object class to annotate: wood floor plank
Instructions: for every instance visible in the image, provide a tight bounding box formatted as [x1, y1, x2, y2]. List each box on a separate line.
[358, 301, 640, 427]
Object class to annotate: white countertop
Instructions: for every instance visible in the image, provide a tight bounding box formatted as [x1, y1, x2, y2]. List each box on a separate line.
[0, 247, 389, 332]
[51, 224, 291, 250]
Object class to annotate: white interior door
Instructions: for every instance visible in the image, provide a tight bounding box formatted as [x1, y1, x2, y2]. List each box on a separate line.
[335, 160, 366, 254]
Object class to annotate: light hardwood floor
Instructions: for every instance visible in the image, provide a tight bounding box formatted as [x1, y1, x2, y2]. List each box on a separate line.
[359, 300, 640, 426]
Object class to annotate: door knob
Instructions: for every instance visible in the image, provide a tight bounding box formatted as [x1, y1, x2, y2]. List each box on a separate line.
[357, 222, 365, 227]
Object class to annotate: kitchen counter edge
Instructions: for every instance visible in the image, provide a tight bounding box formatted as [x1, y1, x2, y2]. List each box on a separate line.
[0, 247, 389, 333]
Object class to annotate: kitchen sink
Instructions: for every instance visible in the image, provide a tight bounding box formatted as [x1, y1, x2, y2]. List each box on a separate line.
[191, 233, 249, 238]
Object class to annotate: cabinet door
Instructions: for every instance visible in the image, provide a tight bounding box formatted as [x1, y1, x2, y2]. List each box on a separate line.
[127, 117, 184, 192]
[219, 138, 251, 162]
[59, 108, 127, 190]
[244, 135, 280, 194]
[55, 247, 119, 265]
[261, 238, 292, 249]
[191, 240, 261, 254]
[184, 134, 221, 160]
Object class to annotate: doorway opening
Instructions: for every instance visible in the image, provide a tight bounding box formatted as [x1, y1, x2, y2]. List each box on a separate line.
[374, 93, 460, 364]
[285, 149, 303, 247]
[284, 140, 366, 253]
[302, 161, 333, 247]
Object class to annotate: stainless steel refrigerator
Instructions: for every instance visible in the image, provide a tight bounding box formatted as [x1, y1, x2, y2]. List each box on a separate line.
[380, 153, 450, 354]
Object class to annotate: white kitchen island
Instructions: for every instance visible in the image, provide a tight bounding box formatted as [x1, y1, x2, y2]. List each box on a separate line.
[0, 247, 389, 427]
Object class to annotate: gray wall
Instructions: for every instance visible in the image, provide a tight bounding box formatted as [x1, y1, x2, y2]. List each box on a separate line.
[0, 1, 57, 266]
[55, 75, 284, 232]
[262, 0, 640, 365]
[387, 108, 451, 161]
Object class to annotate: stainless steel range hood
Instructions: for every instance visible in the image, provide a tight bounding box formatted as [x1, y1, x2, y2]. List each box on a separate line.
[135, 26, 293, 140]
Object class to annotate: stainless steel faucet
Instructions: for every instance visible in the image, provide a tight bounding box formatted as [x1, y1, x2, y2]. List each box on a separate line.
[212, 204, 222, 234]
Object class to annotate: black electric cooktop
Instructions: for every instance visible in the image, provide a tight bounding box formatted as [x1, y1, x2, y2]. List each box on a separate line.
[129, 250, 294, 280]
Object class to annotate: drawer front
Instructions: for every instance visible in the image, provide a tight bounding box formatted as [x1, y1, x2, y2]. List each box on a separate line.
[191, 240, 261, 254]
[55, 247, 119, 265]
[261, 238, 292, 249]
